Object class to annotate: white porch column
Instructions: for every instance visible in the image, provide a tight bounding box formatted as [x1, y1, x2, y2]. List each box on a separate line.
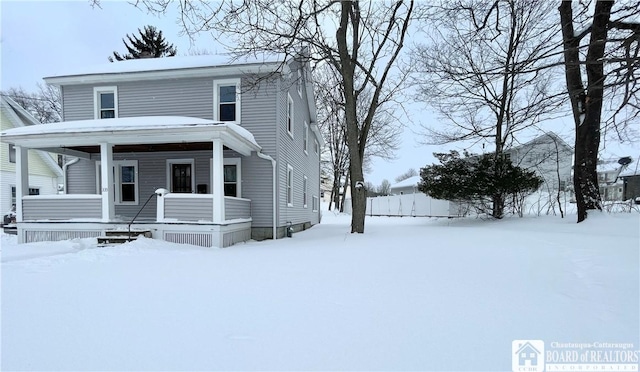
[15, 145, 29, 222]
[100, 143, 115, 222]
[212, 138, 225, 223]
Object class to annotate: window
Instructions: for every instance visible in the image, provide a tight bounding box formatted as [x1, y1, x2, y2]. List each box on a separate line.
[296, 69, 303, 97]
[287, 94, 294, 138]
[303, 122, 308, 154]
[209, 158, 242, 197]
[96, 160, 138, 204]
[287, 164, 293, 207]
[11, 186, 39, 207]
[314, 140, 319, 155]
[214, 79, 241, 122]
[167, 159, 195, 193]
[94, 86, 118, 119]
[303, 176, 308, 208]
[8, 144, 16, 163]
[559, 180, 566, 190]
[312, 196, 319, 212]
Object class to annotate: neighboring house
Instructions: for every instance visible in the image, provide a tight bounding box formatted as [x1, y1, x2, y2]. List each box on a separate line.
[390, 175, 421, 195]
[0, 96, 63, 216]
[1, 53, 322, 247]
[596, 157, 631, 201]
[503, 132, 573, 192]
[620, 157, 640, 202]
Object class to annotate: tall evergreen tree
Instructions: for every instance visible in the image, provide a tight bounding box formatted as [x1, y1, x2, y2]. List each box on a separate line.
[109, 25, 177, 62]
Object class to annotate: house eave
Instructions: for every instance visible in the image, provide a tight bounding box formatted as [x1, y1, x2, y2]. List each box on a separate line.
[44, 63, 284, 86]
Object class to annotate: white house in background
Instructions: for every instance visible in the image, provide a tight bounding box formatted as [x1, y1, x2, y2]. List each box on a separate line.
[390, 175, 421, 195]
[597, 156, 632, 201]
[504, 132, 573, 192]
[0, 96, 63, 215]
[1, 53, 322, 247]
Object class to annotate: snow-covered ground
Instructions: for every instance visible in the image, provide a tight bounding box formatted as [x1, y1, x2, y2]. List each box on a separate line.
[1, 209, 638, 371]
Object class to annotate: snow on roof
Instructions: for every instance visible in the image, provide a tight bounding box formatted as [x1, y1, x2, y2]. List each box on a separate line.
[1, 116, 258, 148]
[620, 157, 640, 177]
[45, 53, 285, 80]
[391, 175, 421, 189]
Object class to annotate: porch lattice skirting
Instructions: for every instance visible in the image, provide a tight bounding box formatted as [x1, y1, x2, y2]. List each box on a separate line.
[25, 230, 102, 243]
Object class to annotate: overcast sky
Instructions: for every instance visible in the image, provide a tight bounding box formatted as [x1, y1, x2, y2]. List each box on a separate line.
[1, 1, 634, 186]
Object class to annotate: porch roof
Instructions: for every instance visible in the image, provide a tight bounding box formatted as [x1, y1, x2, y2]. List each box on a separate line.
[0, 116, 261, 156]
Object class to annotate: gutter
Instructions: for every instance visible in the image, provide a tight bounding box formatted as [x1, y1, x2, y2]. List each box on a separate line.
[62, 157, 80, 194]
[257, 151, 277, 240]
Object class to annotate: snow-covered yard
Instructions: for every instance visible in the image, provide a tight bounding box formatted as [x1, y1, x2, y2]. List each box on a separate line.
[1, 210, 638, 371]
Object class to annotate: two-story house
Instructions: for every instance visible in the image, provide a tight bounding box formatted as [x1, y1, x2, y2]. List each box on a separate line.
[504, 132, 573, 192]
[0, 54, 322, 247]
[1, 96, 63, 218]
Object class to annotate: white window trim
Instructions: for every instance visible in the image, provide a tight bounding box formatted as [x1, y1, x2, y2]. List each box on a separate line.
[303, 121, 308, 155]
[314, 139, 319, 155]
[96, 160, 139, 205]
[213, 78, 241, 123]
[312, 195, 319, 212]
[303, 175, 308, 208]
[287, 93, 294, 139]
[166, 159, 195, 193]
[93, 86, 118, 119]
[287, 164, 294, 207]
[209, 157, 242, 197]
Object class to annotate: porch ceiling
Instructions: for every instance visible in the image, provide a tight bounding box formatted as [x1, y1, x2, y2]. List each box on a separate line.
[0, 116, 261, 156]
[69, 142, 230, 154]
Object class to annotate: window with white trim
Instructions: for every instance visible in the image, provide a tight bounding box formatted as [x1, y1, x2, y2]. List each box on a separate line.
[287, 94, 294, 138]
[96, 160, 138, 204]
[314, 139, 319, 155]
[213, 79, 241, 122]
[287, 164, 293, 207]
[303, 176, 308, 208]
[312, 195, 319, 212]
[303, 121, 308, 154]
[167, 159, 195, 193]
[94, 86, 118, 119]
[8, 144, 16, 163]
[210, 158, 242, 197]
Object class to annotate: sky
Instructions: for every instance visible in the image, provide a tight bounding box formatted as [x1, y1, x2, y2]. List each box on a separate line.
[0, 1, 636, 187]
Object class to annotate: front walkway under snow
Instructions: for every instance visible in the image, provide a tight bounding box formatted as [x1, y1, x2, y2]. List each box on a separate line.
[1, 211, 639, 371]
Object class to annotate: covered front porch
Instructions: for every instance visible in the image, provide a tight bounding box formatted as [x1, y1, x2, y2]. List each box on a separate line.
[1, 116, 262, 247]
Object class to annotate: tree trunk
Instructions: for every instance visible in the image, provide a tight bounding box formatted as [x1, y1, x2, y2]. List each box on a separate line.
[337, 1, 366, 233]
[559, 1, 610, 222]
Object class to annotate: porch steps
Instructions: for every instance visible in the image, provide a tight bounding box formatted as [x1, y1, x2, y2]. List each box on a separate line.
[97, 230, 152, 246]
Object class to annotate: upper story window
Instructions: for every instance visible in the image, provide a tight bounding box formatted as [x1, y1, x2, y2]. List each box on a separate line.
[296, 69, 303, 97]
[94, 86, 118, 119]
[303, 121, 308, 154]
[214, 79, 241, 123]
[287, 164, 293, 207]
[287, 94, 294, 138]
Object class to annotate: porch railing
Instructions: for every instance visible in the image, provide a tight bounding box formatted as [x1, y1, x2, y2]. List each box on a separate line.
[22, 194, 102, 221]
[224, 196, 251, 220]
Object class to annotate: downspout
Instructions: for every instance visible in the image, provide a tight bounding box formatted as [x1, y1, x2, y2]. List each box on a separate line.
[62, 157, 80, 194]
[257, 151, 277, 240]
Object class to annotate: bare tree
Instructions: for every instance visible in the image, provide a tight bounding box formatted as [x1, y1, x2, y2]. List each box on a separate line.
[411, 0, 564, 218]
[559, 0, 640, 222]
[378, 179, 391, 196]
[2, 84, 62, 123]
[111, 0, 415, 233]
[395, 168, 418, 183]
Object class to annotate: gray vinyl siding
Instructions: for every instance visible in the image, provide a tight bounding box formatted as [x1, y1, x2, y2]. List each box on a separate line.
[61, 85, 94, 121]
[118, 79, 213, 119]
[224, 197, 251, 220]
[164, 198, 213, 221]
[23, 197, 101, 220]
[276, 67, 320, 227]
[67, 158, 97, 194]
